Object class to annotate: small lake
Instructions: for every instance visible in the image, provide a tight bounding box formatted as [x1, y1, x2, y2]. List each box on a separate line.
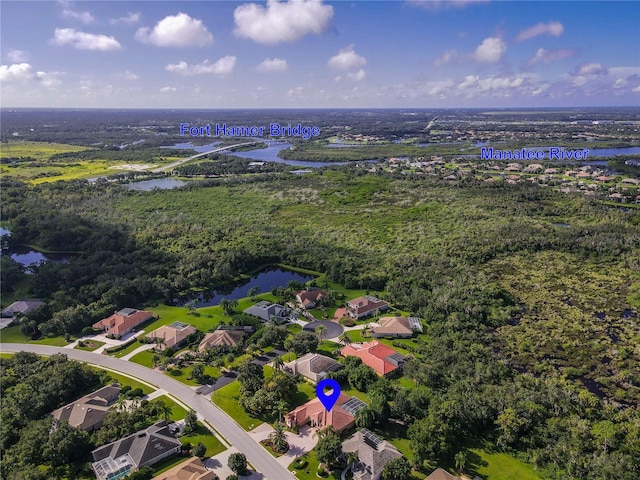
[233, 142, 349, 168]
[3, 246, 72, 270]
[179, 266, 316, 307]
[124, 178, 187, 191]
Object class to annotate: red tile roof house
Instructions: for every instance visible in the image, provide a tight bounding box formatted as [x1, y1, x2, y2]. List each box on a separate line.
[341, 341, 406, 376]
[295, 289, 326, 309]
[346, 296, 389, 319]
[92, 308, 154, 338]
[285, 393, 366, 434]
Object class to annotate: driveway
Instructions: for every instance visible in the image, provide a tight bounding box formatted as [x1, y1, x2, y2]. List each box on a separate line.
[0, 343, 295, 480]
[247, 424, 318, 468]
[303, 321, 344, 340]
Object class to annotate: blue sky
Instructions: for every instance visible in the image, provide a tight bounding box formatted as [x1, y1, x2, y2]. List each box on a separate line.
[1, 0, 639, 108]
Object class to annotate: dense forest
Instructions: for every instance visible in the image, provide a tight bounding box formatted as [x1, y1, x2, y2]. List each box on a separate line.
[1, 167, 639, 478]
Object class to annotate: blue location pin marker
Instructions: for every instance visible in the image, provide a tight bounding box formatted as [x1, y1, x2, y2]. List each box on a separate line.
[316, 378, 341, 412]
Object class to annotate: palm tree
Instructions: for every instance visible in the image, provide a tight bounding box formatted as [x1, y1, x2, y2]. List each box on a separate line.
[272, 355, 284, 372]
[219, 298, 238, 315]
[274, 400, 288, 423]
[345, 451, 359, 471]
[248, 286, 261, 301]
[315, 324, 327, 342]
[338, 332, 352, 347]
[185, 299, 198, 315]
[269, 423, 289, 453]
[455, 451, 468, 474]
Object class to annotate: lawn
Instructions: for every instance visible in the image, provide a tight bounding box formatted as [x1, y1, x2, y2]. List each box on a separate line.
[464, 445, 541, 480]
[153, 394, 188, 422]
[143, 304, 223, 334]
[93, 369, 155, 394]
[74, 340, 105, 351]
[0, 327, 71, 346]
[287, 449, 343, 480]
[211, 380, 264, 431]
[109, 340, 146, 358]
[130, 350, 156, 368]
[180, 422, 226, 457]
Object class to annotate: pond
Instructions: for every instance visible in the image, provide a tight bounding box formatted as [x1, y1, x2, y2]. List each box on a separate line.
[123, 178, 187, 191]
[3, 246, 72, 270]
[179, 266, 316, 307]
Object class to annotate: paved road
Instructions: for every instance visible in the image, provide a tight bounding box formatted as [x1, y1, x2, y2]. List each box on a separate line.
[0, 343, 294, 480]
[152, 141, 262, 172]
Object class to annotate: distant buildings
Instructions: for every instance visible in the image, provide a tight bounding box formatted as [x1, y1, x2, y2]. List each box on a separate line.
[346, 296, 388, 319]
[198, 325, 254, 352]
[341, 341, 405, 376]
[146, 321, 197, 351]
[92, 308, 153, 337]
[51, 384, 120, 432]
[91, 421, 181, 480]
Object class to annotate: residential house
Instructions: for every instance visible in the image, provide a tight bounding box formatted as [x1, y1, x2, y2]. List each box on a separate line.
[295, 289, 326, 309]
[425, 468, 460, 480]
[146, 321, 197, 351]
[1, 299, 45, 319]
[285, 393, 366, 434]
[151, 457, 217, 480]
[91, 421, 181, 480]
[198, 326, 254, 352]
[51, 384, 121, 431]
[92, 308, 153, 338]
[342, 429, 403, 480]
[370, 317, 423, 338]
[346, 296, 388, 319]
[284, 352, 343, 383]
[341, 341, 405, 376]
[244, 301, 290, 323]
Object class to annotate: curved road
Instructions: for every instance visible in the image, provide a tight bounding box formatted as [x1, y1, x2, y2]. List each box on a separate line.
[153, 141, 263, 172]
[0, 343, 293, 480]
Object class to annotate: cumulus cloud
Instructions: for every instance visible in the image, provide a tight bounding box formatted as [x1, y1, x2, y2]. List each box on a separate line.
[160, 86, 176, 93]
[328, 45, 367, 70]
[110, 12, 141, 25]
[516, 21, 564, 41]
[528, 48, 577, 65]
[434, 49, 457, 67]
[119, 70, 139, 80]
[458, 75, 479, 89]
[62, 7, 95, 24]
[234, 0, 333, 44]
[7, 50, 28, 63]
[0, 63, 60, 87]
[474, 37, 506, 63]
[574, 62, 608, 76]
[257, 58, 288, 72]
[136, 13, 214, 47]
[51, 28, 122, 51]
[165, 56, 236, 76]
[347, 69, 366, 81]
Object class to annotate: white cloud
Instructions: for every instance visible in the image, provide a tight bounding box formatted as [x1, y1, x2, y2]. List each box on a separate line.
[110, 12, 141, 25]
[119, 70, 139, 80]
[458, 75, 479, 89]
[0, 63, 60, 87]
[528, 48, 577, 65]
[474, 37, 506, 63]
[516, 21, 564, 42]
[347, 69, 366, 81]
[0, 63, 32, 82]
[7, 50, 28, 63]
[62, 7, 95, 24]
[257, 58, 288, 72]
[434, 49, 457, 67]
[136, 13, 214, 47]
[166, 56, 236, 76]
[234, 0, 333, 44]
[328, 45, 366, 70]
[574, 62, 608, 76]
[51, 28, 122, 51]
[406, 0, 490, 10]
[160, 86, 176, 93]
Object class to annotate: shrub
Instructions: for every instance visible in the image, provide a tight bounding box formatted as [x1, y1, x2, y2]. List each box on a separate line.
[293, 458, 308, 469]
[340, 317, 355, 327]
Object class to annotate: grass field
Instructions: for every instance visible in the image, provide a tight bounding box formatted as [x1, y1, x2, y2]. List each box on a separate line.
[180, 422, 227, 457]
[287, 450, 342, 480]
[74, 340, 105, 351]
[95, 369, 155, 394]
[466, 446, 541, 480]
[0, 141, 90, 161]
[152, 394, 188, 422]
[211, 380, 264, 431]
[0, 326, 71, 346]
